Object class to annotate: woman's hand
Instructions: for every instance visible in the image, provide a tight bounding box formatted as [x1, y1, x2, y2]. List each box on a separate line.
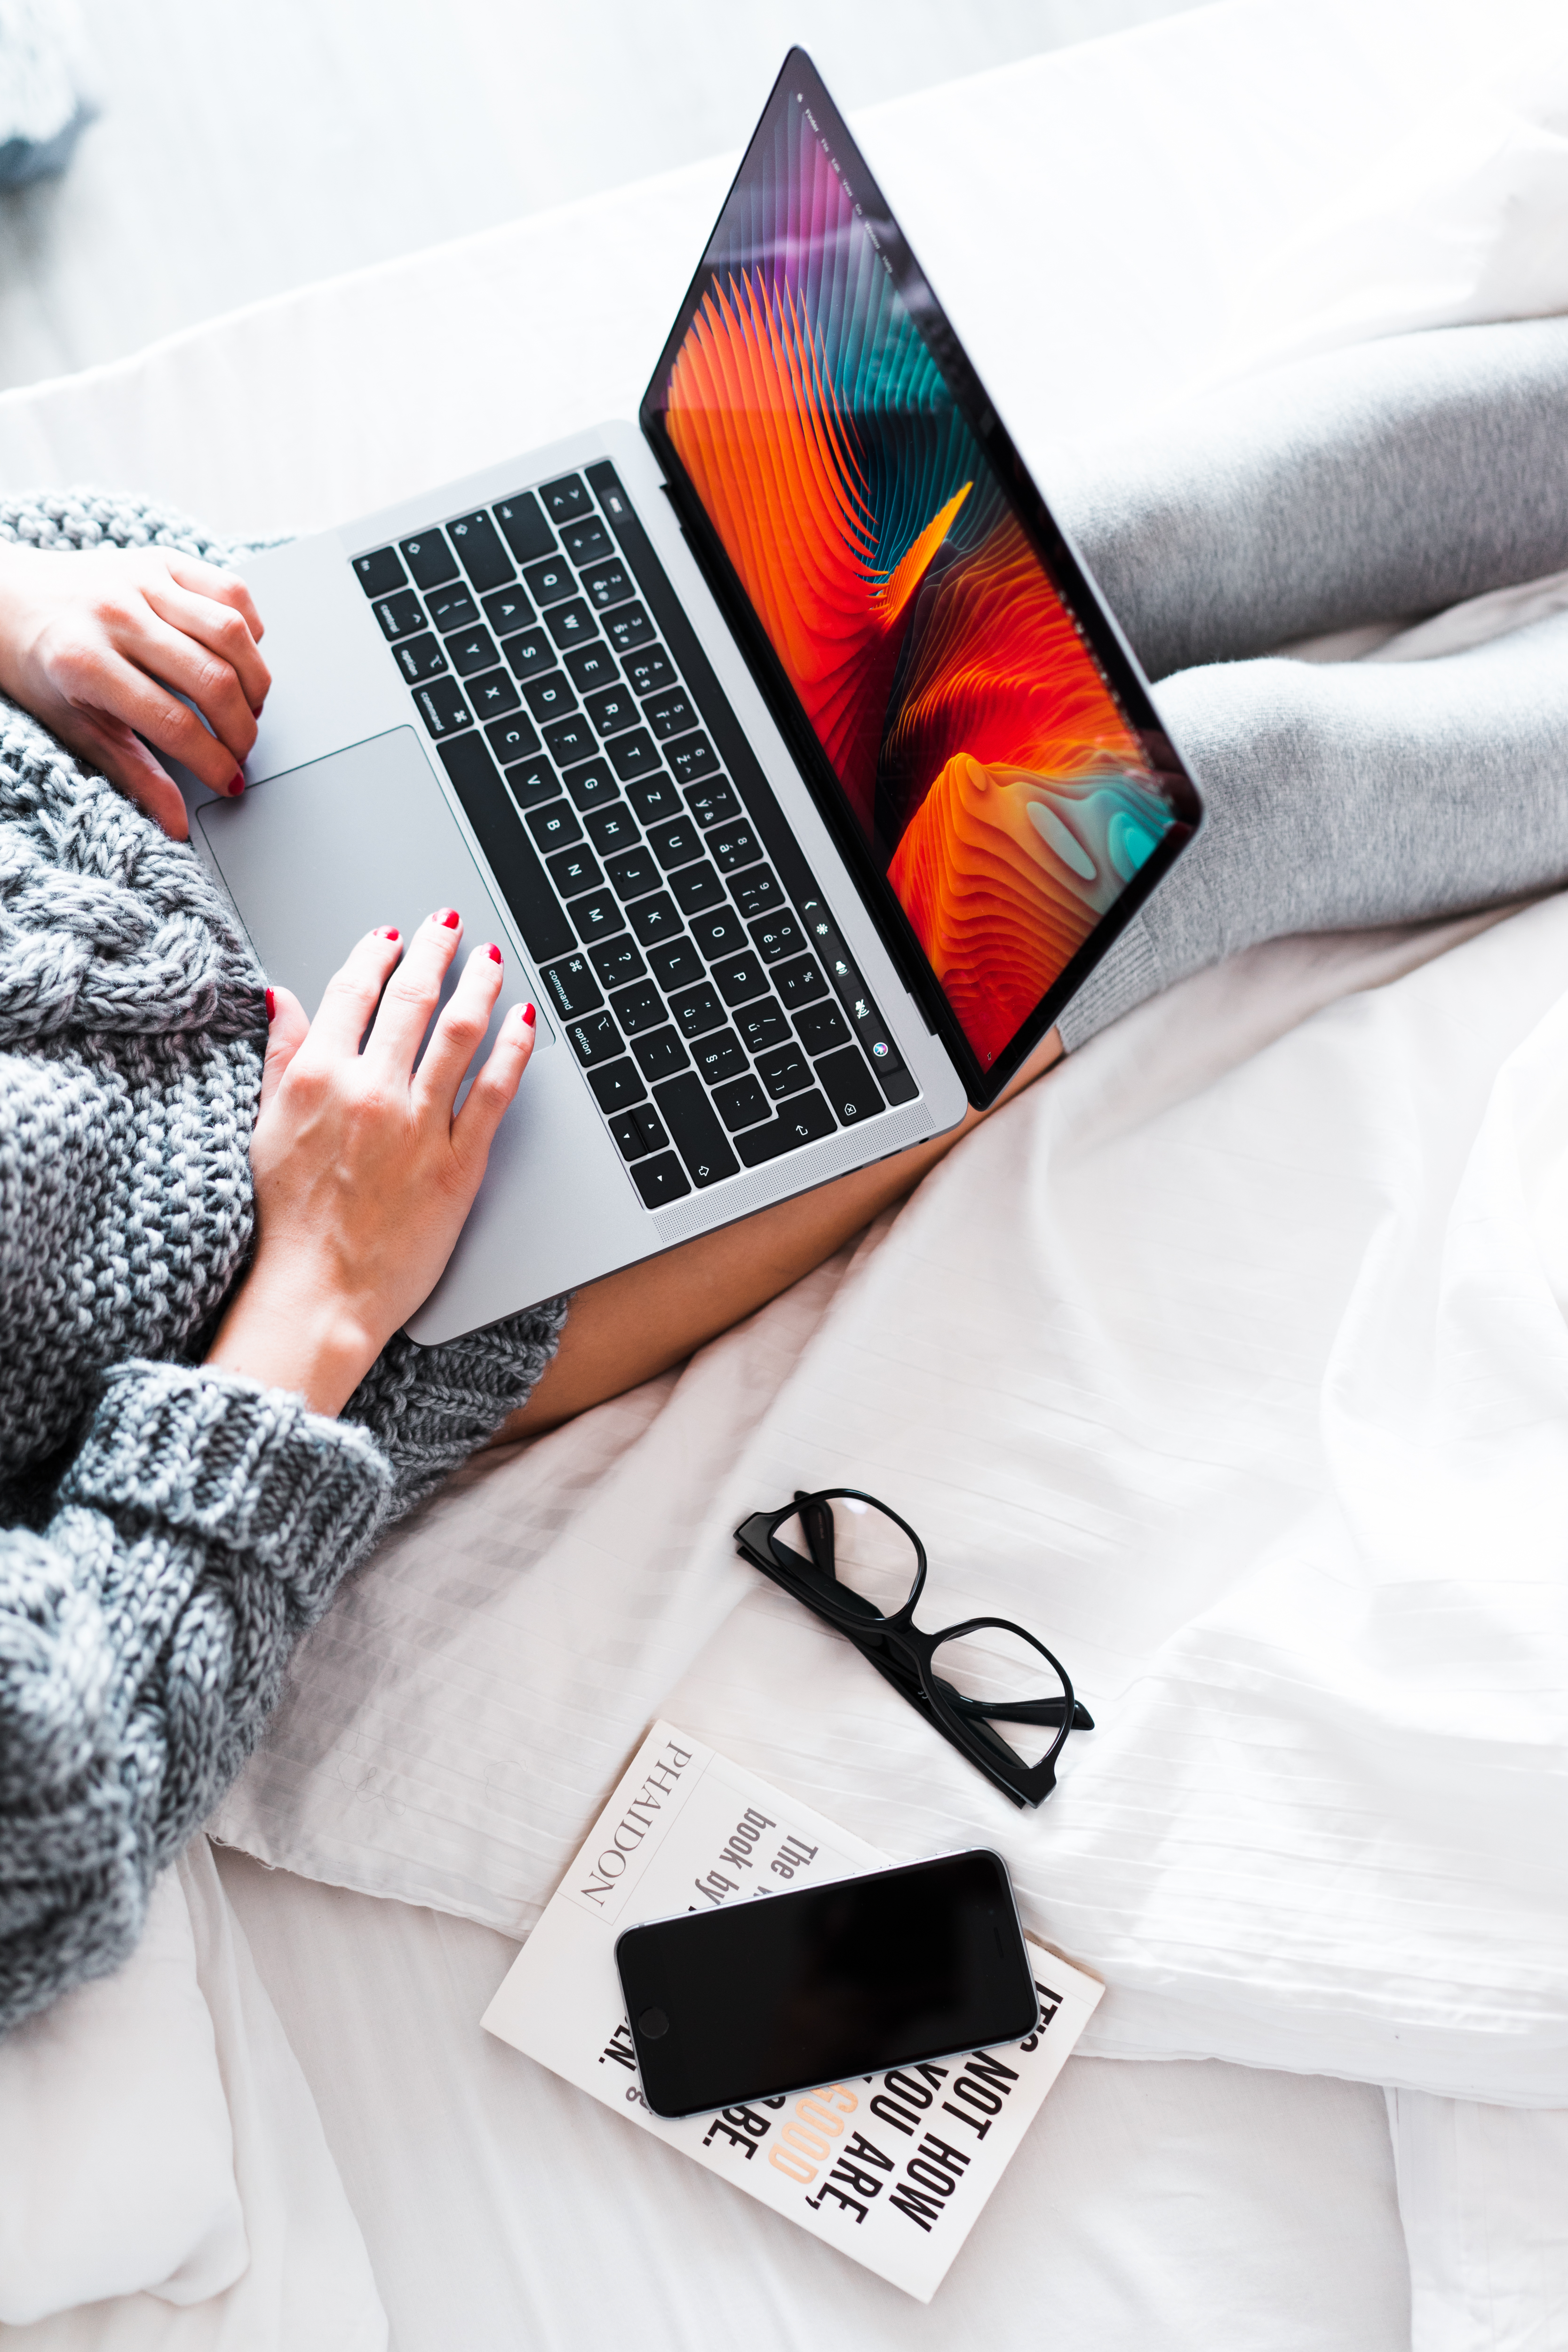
[0, 542, 271, 842]
[206, 912, 537, 1417]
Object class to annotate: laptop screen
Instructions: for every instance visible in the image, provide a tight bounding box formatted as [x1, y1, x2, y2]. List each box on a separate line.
[642, 52, 1196, 1086]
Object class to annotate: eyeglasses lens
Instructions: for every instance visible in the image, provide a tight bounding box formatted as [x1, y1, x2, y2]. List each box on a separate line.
[928, 1624, 1071, 1771]
[772, 1494, 920, 1620]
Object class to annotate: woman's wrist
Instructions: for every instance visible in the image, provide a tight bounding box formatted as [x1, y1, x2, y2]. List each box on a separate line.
[205, 1260, 384, 1418]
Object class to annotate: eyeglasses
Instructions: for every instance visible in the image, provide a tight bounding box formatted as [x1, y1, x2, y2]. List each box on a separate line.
[732, 1489, 1093, 1809]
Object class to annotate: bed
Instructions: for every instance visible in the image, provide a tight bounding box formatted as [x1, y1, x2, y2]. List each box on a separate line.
[4, 0, 1568, 2342]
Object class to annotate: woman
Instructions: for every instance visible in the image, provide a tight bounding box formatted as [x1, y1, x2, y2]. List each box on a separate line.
[3, 317, 1566, 2034]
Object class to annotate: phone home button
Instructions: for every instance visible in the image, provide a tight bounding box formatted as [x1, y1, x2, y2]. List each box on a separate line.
[638, 2006, 669, 2039]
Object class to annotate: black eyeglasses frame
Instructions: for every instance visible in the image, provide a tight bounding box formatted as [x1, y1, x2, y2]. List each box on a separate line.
[732, 1487, 1093, 1810]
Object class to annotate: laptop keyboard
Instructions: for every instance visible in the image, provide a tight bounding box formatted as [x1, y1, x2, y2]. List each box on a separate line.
[351, 463, 920, 1208]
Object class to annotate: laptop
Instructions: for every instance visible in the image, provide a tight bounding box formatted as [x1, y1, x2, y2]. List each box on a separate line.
[188, 50, 1201, 1346]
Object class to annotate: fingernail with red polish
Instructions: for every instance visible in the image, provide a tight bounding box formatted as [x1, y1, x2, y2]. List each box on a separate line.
[486, 943, 502, 964]
[228, 773, 245, 797]
[376, 926, 400, 942]
[522, 1002, 536, 1028]
[265, 987, 275, 1022]
[435, 907, 460, 929]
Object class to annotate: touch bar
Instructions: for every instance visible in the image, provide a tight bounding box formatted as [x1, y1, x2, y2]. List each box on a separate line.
[437, 734, 575, 964]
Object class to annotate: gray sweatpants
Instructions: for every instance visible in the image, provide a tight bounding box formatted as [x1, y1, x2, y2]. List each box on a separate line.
[1051, 318, 1568, 1049]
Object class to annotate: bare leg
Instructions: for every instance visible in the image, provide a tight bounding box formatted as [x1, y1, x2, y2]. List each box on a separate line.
[501, 1028, 1063, 1437]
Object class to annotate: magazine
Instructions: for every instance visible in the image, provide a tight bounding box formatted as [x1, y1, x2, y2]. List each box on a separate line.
[482, 1721, 1103, 2301]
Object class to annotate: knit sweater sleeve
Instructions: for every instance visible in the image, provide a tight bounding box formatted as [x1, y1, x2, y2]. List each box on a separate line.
[342, 1295, 571, 1518]
[0, 1359, 393, 2036]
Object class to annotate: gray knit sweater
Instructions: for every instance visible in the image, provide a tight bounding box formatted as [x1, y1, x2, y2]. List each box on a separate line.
[0, 492, 566, 2036]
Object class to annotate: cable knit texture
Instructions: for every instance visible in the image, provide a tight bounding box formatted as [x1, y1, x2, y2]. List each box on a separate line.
[0, 490, 566, 2034]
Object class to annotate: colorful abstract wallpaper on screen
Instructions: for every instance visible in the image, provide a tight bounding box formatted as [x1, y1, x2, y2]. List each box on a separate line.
[655, 90, 1177, 1066]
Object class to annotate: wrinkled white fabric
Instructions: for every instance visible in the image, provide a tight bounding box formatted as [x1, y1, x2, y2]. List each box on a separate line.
[1390, 2090, 1568, 2352]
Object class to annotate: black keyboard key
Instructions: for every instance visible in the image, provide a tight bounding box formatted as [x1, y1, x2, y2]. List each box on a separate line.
[393, 632, 448, 683]
[485, 712, 542, 765]
[605, 602, 656, 654]
[632, 1105, 670, 1153]
[632, 1026, 689, 1084]
[502, 756, 559, 811]
[710, 952, 770, 1009]
[609, 978, 665, 1036]
[813, 1045, 884, 1125]
[504, 628, 557, 680]
[646, 816, 704, 872]
[467, 669, 521, 721]
[543, 714, 597, 770]
[436, 735, 573, 963]
[564, 759, 620, 813]
[609, 1109, 651, 1161]
[541, 952, 602, 1020]
[630, 1151, 691, 1208]
[588, 1058, 646, 1115]
[750, 911, 807, 964]
[522, 555, 577, 609]
[564, 643, 620, 695]
[644, 689, 697, 741]
[708, 818, 761, 873]
[585, 803, 639, 856]
[738, 1001, 792, 1056]
[571, 888, 624, 946]
[773, 954, 828, 1011]
[584, 683, 640, 739]
[562, 516, 612, 566]
[670, 863, 726, 918]
[525, 800, 583, 854]
[374, 589, 424, 641]
[712, 1074, 771, 1132]
[624, 645, 674, 697]
[540, 473, 591, 526]
[669, 983, 726, 1041]
[666, 733, 720, 787]
[652, 1074, 738, 1188]
[399, 531, 457, 590]
[482, 585, 534, 639]
[728, 868, 786, 922]
[355, 547, 404, 597]
[628, 892, 683, 949]
[567, 1009, 622, 1067]
[756, 1043, 813, 1101]
[689, 779, 742, 832]
[690, 906, 748, 961]
[607, 729, 661, 782]
[735, 1089, 836, 1168]
[448, 511, 514, 592]
[493, 492, 554, 565]
[590, 935, 646, 990]
[795, 1000, 851, 1054]
[626, 773, 683, 826]
[581, 558, 633, 611]
[645, 937, 704, 993]
[691, 1028, 748, 1087]
[545, 598, 597, 652]
[522, 674, 577, 725]
[606, 844, 663, 902]
[428, 584, 479, 634]
[415, 676, 472, 738]
[545, 843, 603, 899]
[448, 626, 500, 678]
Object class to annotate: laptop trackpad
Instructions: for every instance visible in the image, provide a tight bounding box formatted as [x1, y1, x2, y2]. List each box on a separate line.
[197, 726, 551, 1051]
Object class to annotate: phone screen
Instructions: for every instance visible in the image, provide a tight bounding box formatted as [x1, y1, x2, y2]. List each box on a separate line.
[615, 1850, 1038, 2116]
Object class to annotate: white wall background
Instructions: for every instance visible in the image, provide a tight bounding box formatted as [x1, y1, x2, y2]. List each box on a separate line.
[0, 0, 1201, 393]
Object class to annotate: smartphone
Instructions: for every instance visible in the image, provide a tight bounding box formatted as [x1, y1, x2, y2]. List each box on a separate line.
[614, 1849, 1038, 2117]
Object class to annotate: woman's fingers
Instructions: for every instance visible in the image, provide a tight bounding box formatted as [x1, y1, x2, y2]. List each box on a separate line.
[48, 706, 191, 839]
[142, 579, 272, 720]
[306, 925, 407, 1056]
[111, 607, 260, 768]
[452, 997, 536, 1169]
[60, 645, 247, 795]
[259, 984, 308, 1108]
[362, 907, 464, 1075]
[162, 554, 265, 644]
[412, 938, 507, 1112]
